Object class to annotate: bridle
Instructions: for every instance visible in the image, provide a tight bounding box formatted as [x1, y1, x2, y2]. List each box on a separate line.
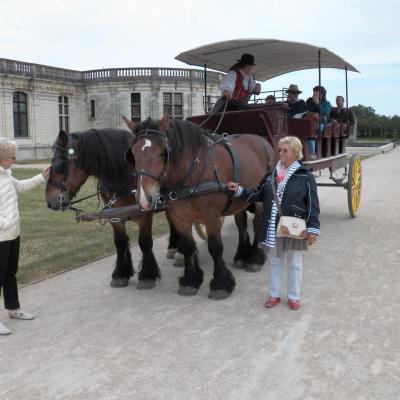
[48, 134, 99, 211]
[131, 128, 172, 184]
[130, 126, 208, 205]
[48, 134, 78, 205]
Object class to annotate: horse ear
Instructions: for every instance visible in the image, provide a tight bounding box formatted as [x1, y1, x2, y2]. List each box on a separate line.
[160, 113, 169, 133]
[58, 130, 68, 146]
[124, 147, 134, 165]
[122, 116, 135, 132]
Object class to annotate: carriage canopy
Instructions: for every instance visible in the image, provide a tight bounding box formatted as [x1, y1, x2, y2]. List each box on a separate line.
[175, 39, 360, 80]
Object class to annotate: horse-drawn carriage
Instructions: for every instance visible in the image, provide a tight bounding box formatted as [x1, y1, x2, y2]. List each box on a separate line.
[46, 39, 362, 300]
[176, 39, 362, 237]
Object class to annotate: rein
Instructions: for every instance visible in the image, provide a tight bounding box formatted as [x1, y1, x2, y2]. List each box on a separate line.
[199, 96, 229, 133]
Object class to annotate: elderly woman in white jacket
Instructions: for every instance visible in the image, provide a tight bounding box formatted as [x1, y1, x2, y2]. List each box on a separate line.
[0, 138, 50, 335]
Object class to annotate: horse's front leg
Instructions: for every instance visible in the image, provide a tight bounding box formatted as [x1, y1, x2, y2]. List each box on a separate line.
[167, 212, 204, 296]
[110, 222, 134, 288]
[206, 216, 236, 300]
[136, 212, 161, 289]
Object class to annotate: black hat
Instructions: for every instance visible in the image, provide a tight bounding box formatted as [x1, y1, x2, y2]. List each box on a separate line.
[237, 53, 256, 66]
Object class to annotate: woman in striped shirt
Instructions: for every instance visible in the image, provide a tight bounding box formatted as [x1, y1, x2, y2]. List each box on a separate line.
[227, 136, 320, 310]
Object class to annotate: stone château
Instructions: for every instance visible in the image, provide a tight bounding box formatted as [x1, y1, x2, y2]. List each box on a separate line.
[0, 58, 223, 159]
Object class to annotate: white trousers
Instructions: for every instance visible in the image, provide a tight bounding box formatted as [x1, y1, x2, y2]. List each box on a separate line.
[267, 246, 303, 300]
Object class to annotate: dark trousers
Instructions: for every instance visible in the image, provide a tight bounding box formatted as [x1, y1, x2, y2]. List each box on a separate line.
[0, 236, 21, 310]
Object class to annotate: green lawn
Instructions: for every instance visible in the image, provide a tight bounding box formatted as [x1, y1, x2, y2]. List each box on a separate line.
[14, 169, 169, 284]
[16, 159, 51, 164]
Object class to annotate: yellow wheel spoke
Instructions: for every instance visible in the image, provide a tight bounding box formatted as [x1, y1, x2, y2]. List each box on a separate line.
[348, 156, 362, 217]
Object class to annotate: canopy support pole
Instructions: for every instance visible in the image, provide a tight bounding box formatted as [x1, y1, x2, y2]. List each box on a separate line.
[204, 64, 207, 113]
[345, 66, 349, 107]
[318, 49, 322, 133]
[318, 49, 321, 97]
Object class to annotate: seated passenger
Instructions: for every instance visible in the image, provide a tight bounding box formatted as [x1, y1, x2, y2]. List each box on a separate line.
[218, 53, 261, 111]
[265, 95, 276, 104]
[284, 84, 307, 117]
[306, 86, 332, 123]
[330, 96, 355, 125]
[305, 86, 332, 160]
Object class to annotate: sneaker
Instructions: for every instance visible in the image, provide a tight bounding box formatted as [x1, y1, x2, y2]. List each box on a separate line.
[264, 297, 281, 308]
[288, 299, 301, 310]
[0, 321, 12, 335]
[8, 309, 35, 320]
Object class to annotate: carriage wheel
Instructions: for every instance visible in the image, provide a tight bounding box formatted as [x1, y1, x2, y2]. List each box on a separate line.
[194, 217, 225, 241]
[347, 155, 362, 218]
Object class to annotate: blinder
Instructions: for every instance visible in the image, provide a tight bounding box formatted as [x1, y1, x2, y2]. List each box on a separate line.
[51, 134, 76, 175]
[52, 159, 67, 175]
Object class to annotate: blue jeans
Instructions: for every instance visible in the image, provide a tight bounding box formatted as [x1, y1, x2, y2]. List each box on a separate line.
[309, 123, 325, 156]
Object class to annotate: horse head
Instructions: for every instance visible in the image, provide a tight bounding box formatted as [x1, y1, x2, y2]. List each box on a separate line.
[124, 115, 170, 210]
[46, 131, 89, 210]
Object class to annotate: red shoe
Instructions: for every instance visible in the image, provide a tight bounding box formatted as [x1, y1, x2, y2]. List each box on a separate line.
[264, 297, 281, 308]
[288, 299, 301, 310]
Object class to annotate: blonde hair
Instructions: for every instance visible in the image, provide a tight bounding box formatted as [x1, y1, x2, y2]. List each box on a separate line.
[279, 136, 303, 161]
[0, 138, 17, 161]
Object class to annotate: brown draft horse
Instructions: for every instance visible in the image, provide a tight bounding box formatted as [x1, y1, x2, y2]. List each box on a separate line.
[124, 115, 276, 300]
[45, 129, 181, 289]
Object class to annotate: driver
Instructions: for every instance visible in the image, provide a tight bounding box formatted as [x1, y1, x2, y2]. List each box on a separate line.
[219, 53, 261, 111]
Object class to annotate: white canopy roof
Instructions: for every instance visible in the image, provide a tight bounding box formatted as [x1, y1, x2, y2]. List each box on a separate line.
[175, 39, 359, 81]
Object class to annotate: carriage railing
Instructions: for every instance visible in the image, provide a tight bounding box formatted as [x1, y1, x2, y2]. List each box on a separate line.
[202, 88, 288, 113]
[249, 88, 288, 104]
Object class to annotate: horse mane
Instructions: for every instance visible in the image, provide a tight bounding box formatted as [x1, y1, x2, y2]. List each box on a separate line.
[134, 118, 208, 163]
[71, 128, 134, 187]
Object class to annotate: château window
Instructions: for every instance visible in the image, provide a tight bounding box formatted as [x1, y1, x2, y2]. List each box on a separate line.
[90, 100, 96, 118]
[131, 93, 141, 122]
[58, 95, 69, 132]
[163, 92, 183, 119]
[13, 92, 28, 137]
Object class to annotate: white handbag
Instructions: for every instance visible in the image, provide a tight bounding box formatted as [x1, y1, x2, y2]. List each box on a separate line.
[271, 181, 307, 240]
[276, 216, 307, 239]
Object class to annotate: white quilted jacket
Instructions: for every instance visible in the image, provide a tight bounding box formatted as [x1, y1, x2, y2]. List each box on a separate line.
[0, 166, 45, 242]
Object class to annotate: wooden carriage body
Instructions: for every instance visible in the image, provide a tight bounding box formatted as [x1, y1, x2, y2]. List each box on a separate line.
[187, 102, 351, 172]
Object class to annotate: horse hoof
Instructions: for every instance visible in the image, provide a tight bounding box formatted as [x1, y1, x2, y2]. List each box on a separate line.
[232, 260, 247, 269]
[137, 280, 156, 290]
[246, 263, 263, 272]
[173, 253, 185, 268]
[166, 248, 177, 259]
[110, 278, 129, 288]
[208, 290, 230, 300]
[178, 286, 198, 296]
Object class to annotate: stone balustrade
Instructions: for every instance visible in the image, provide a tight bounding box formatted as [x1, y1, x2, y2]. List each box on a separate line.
[0, 58, 223, 84]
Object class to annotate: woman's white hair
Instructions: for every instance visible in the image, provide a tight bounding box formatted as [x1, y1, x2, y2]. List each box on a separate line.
[0, 138, 17, 161]
[279, 136, 303, 161]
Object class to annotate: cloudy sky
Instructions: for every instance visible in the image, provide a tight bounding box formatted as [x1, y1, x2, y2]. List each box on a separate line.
[1, 0, 398, 115]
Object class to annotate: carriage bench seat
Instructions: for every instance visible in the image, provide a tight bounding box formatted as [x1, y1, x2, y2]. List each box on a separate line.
[287, 118, 318, 139]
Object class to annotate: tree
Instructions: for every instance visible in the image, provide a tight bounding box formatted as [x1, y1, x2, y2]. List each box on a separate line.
[350, 105, 400, 139]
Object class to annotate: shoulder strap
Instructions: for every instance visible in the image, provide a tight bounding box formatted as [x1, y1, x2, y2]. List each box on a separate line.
[219, 140, 242, 183]
[270, 179, 283, 215]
